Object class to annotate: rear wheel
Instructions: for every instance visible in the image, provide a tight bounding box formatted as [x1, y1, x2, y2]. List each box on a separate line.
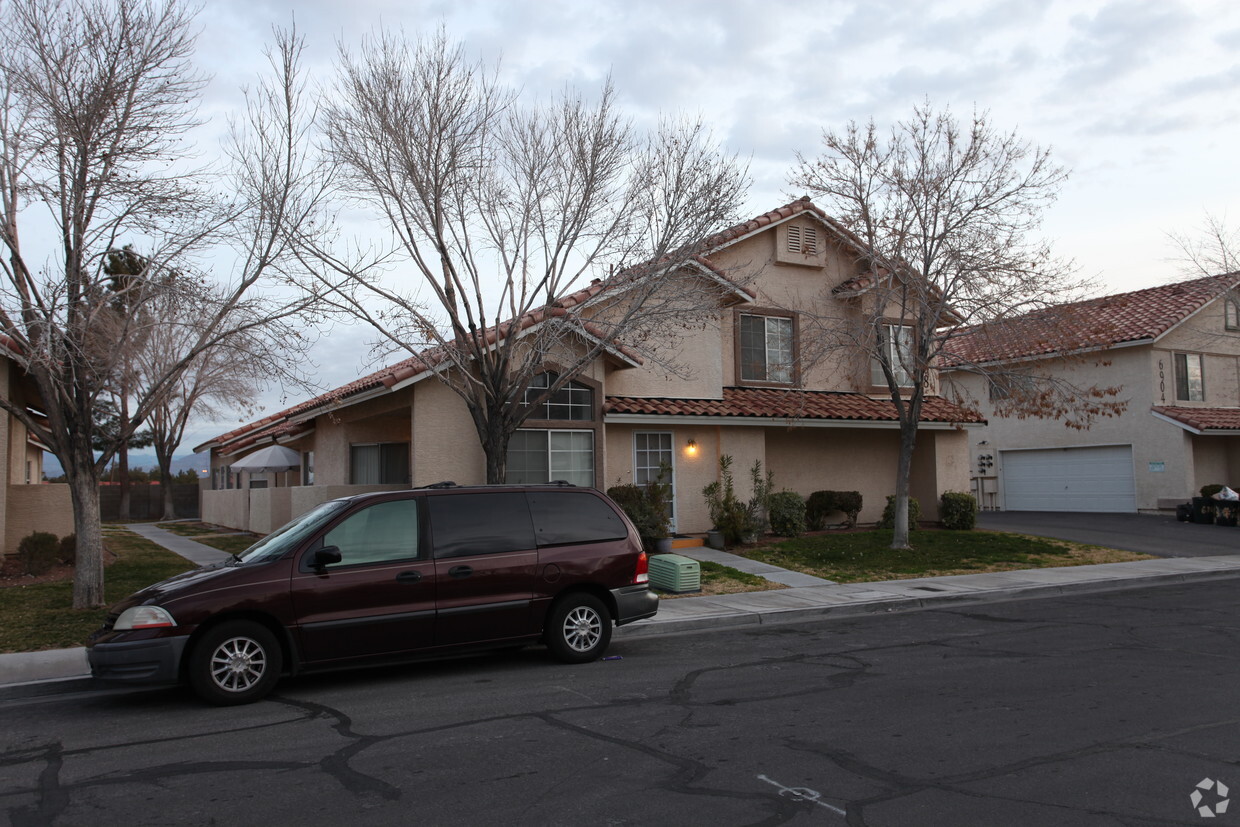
[546, 594, 612, 663]
[188, 621, 282, 705]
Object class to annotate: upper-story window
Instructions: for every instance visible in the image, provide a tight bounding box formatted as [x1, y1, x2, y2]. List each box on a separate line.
[738, 312, 795, 384]
[1226, 300, 1240, 331]
[1175, 352, 1205, 402]
[520, 372, 593, 420]
[872, 324, 915, 388]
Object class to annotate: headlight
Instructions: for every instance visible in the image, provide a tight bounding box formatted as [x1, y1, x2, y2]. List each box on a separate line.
[114, 606, 177, 630]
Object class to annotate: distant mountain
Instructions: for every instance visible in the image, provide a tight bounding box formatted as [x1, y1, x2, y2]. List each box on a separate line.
[43, 451, 211, 480]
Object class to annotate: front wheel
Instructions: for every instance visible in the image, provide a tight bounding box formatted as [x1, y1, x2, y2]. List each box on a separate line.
[546, 594, 612, 663]
[187, 621, 283, 705]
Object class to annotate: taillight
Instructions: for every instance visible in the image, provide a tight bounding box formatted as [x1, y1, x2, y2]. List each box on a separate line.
[633, 551, 649, 585]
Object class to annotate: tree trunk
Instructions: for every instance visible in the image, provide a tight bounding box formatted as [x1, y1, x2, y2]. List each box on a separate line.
[66, 452, 106, 608]
[890, 420, 919, 550]
[158, 451, 177, 521]
[118, 394, 131, 521]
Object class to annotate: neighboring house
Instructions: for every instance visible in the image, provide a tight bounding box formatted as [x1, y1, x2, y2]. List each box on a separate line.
[0, 343, 73, 555]
[195, 199, 983, 535]
[942, 273, 1240, 513]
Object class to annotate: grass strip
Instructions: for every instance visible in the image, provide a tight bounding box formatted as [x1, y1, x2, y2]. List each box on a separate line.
[0, 529, 195, 653]
[743, 529, 1151, 584]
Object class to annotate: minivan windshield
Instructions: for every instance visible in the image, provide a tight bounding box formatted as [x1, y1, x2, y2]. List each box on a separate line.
[235, 500, 352, 565]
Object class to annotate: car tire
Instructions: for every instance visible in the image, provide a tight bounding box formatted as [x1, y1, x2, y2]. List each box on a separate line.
[187, 621, 283, 706]
[546, 594, 612, 663]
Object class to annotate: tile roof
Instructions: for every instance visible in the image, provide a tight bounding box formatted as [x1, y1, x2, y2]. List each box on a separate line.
[943, 273, 1240, 366]
[197, 201, 824, 453]
[1152, 406, 1240, 433]
[605, 386, 984, 424]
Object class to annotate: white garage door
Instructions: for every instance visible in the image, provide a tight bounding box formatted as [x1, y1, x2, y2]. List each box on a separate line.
[1001, 445, 1136, 512]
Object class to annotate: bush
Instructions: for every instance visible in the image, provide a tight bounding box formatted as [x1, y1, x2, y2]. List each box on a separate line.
[17, 531, 60, 576]
[58, 533, 77, 566]
[704, 455, 766, 545]
[1202, 484, 1226, 498]
[607, 484, 661, 551]
[877, 495, 920, 531]
[806, 490, 863, 530]
[768, 491, 806, 538]
[939, 492, 977, 530]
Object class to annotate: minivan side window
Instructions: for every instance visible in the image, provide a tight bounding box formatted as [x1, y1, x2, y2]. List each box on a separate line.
[321, 499, 420, 567]
[428, 492, 536, 558]
[527, 491, 627, 546]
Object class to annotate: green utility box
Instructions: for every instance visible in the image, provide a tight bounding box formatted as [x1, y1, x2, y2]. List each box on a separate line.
[648, 553, 701, 594]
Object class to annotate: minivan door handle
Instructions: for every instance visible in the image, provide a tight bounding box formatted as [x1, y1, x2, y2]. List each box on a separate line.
[448, 565, 473, 579]
[395, 570, 423, 584]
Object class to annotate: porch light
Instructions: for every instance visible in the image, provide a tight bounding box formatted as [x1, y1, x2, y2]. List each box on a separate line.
[685, 439, 698, 457]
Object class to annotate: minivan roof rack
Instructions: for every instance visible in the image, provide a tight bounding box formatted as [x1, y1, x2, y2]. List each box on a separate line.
[419, 481, 458, 489]
[547, 480, 576, 487]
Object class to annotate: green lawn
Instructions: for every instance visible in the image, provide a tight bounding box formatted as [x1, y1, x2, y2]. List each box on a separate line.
[742, 529, 1151, 583]
[0, 529, 195, 653]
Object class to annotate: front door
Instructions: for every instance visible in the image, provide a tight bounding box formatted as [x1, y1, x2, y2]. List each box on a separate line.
[291, 496, 435, 663]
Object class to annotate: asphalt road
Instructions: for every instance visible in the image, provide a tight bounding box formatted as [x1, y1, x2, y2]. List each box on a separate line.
[5, 578, 1240, 825]
[979, 509, 1240, 557]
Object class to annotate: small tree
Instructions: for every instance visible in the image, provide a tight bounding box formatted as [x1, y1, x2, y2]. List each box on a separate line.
[790, 103, 1122, 550]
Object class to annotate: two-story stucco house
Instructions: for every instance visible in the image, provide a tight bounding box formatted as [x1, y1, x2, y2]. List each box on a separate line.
[196, 199, 983, 535]
[942, 273, 1240, 513]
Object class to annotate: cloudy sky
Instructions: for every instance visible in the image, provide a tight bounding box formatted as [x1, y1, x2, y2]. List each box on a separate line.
[173, 0, 1240, 450]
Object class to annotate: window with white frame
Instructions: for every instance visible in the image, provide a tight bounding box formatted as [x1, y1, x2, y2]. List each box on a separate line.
[1175, 352, 1205, 401]
[1227, 300, 1240, 331]
[872, 324, 915, 387]
[507, 430, 594, 487]
[520, 372, 593, 420]
[634, 431, 675, 526]
[739, 313, 794, 384]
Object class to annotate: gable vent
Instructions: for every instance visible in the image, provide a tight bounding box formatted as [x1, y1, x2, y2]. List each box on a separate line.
[787, 225, 818, 255]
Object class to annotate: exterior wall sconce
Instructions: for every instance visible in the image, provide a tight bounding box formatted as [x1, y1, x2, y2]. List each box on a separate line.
[685, 439, 699, 457]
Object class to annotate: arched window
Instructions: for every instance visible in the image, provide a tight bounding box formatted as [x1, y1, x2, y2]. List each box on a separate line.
[520, 372, 593, 421]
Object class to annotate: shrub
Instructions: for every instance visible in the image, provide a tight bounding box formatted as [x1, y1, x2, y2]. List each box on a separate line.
[704, 455, 764, 545]
[607, 484, 660, 551]
[939, 492, 978, 530]
[878, 495, 920, 532]
[768, 491, 806, 538]
[1202, 484, 1226, 498]
[806, 490, 863, 530]
[17, 531, 59, 576]
[58, 533, 77, 566]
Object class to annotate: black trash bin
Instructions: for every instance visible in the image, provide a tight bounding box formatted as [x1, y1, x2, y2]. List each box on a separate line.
[1191, 497, 1217, 524]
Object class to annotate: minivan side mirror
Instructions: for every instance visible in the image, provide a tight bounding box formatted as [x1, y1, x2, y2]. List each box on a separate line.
[313, 545, 342, 572]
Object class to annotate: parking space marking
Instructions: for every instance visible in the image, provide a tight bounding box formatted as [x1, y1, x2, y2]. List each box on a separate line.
[757, 774, 846, 816]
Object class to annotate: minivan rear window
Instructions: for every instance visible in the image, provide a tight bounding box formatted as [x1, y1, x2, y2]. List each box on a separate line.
[428, 492, 536, 558]
[527, 491, 627, 546]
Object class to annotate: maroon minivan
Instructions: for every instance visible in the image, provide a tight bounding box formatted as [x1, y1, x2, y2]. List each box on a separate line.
[88, 483, 657, 705]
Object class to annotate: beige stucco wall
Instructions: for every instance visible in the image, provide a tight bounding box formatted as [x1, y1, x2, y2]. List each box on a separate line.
[946, 343, 1213, 510]
[5, 484, 74, 552]
[411, 379, 487, 485]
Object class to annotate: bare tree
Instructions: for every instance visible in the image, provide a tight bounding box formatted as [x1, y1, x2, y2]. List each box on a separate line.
[301, 30, 749, 483]
[1170, 212, 1240, 277]
[790, 103, 1120, 549]
[0, 2, 322, 606]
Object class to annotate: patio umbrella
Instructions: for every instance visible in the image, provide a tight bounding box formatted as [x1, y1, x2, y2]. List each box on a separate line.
[228, 445, 301, 473]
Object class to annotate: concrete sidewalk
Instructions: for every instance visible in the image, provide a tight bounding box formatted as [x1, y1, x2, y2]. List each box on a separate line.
[6, 525, 1240, 700]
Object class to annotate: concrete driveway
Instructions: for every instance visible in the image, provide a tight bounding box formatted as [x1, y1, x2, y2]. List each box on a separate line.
[978, 510, 1240, 558]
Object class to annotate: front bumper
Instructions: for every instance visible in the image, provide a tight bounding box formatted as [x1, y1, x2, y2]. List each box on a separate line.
[88, 636, 189, 684]
[610, 584, 659, 626]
